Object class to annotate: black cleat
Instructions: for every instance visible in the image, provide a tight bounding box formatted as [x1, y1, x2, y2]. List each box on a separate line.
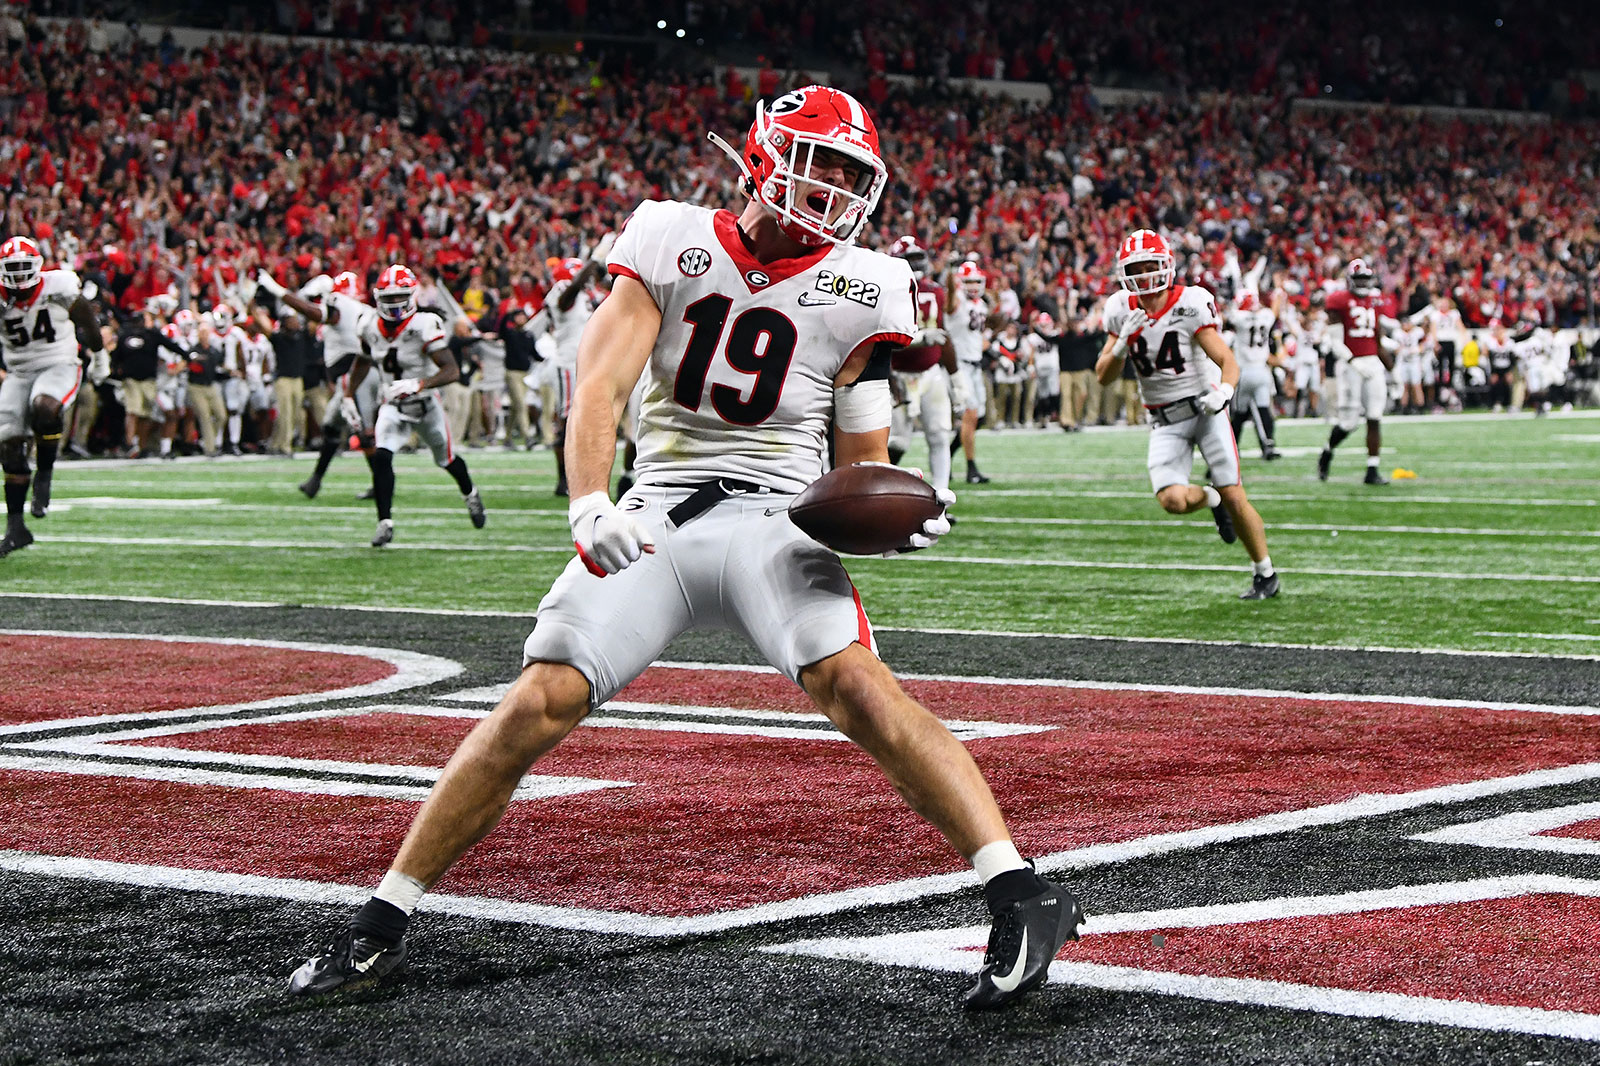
[465, 490, 486, 529]
[1263, 448, 1282, 461]
[1316, 448, 1332, 481]
[0, 524, 35, 558]
[554, 478, 569, 498]
[1364, 467, 1388, 486]
[29, 470, 51, 518]
[299, 477, 321, 499]
[356, 487, 375, 501]
[1241, 572, 1280, 600]
[1211, 503, 1236, 544]
[964, 878, 1084, 1011]
[371, 519, 394, 548]
[965, 469, 991, 485]
[287, 928, 407, 997]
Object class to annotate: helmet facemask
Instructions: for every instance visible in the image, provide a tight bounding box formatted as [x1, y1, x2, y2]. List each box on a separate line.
[376, 289, 415, 322]
[0, 249, 42, 293]
[1117, 255, 1174, 297]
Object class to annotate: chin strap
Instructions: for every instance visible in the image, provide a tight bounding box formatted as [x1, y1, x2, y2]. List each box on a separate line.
[706, 130, 753, 190]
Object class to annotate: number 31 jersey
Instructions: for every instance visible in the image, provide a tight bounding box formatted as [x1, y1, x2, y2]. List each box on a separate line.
[1, 269, 82, 374]
[1101, 285, 1221, 406]
[609, 199, 915, 493]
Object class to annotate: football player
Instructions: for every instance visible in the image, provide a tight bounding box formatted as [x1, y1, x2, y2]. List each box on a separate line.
[344, 265, 485, 546]
[258, 270, 381, 499]
[1096, 230, 1279, 600]
[945, 259, 992, 483]
[0, 235, 106, 554]
[524, 241, 613, 496]
[1317, 259, 1397, 485]
[1225, 291, 1282, 459]
[885, 234, 967, 494]
[290, 85, 1081, 1012]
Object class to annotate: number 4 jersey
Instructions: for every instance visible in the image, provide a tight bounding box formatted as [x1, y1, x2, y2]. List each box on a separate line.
[1102, 285, 1222, 406]
[359, 310, 448, 393]
[608, 199, 915, 493]
[0, 269, 81, 374]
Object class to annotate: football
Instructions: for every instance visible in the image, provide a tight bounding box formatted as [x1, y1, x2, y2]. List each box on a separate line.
[788, 463, 943, 555]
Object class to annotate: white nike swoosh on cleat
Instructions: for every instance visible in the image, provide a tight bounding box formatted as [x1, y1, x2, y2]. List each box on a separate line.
[988, 928, 1028, 993]
[352, 950, 384, 974]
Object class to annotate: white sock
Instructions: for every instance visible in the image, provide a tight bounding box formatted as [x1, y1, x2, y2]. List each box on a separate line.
[927, 432, 952, 493]
[1201, 485, 1221, 509]
[374, 869, 426, 915]
[158, 437, 172, 456]
[1254, 556, 1274, 578]
[970, 839, 1028, 884]
[1367, 455, 1380, 468]
[227, 414, 242, 445]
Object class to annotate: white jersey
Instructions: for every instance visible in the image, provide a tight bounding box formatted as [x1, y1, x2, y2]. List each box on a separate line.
[991, 333, 1032, 384]
[947, 292, 988, 365]
[1226, 307, 1277, 369]
[322, 291, 374, 366]
[220, 325, 250, 376]
[608, 198, 915, 493]
[1395, 324, 1426, 362]
[241, 332, 273, 386]
[546, 279, 594, 367]
[360, 310, 448, 391]
[1515, 329, 1552, 371]
[1102, 285, 1222, 406]
[0, 269, 81, 373]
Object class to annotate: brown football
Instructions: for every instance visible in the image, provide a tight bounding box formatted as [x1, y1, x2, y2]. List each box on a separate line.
[788, 463, 943, 555]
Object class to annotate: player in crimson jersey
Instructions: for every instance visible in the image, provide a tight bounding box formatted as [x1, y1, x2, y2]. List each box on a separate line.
[1318, 259, 1397, 485]
[1096, 230, 1278, 600]
[886, 235, 967, 494]
[289, 85, 1081, 1012]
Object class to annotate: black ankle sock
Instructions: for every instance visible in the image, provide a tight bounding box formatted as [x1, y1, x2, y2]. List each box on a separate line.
[983, 866, 1045, 915]
[36, 433, 60, 478]
[4, 478, 27, 518]
[444, 456, 474, 495]
[312, 438, 340, 480]
[350, 897, 410, 945]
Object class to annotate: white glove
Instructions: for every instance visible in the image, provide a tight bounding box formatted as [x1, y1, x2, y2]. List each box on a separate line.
[850, 464, 955, 556]
[1201, 381, 1235, 414]
[588, 231, 617, 265]
[1109, 308, 1150, 357]
[256, 271, 287, 298]
[947, 368, 973, 412]
[913, 326, 949, 347]
[569, 490, 655, 576]
[383, 378, 423, 403]
[88, 348, 111, 386]
[299, 274, 334, 300]
[339, 395, 361, 428]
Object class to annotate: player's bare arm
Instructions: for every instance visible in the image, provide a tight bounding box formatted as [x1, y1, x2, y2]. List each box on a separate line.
[1196, 327, 1240, 386]
[418, 343, 460, 391]
[566, 274, 660, 500]
[277, 288, 330, 324]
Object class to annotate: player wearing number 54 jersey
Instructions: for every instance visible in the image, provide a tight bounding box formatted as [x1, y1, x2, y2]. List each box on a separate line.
[1097, 229, 1279, 600]
[343, 264, 485, 547]
[291, 84, 1084, 1013]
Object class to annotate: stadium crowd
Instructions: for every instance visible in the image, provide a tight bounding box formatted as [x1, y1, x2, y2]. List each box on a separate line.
[2, 9, 1598, 458]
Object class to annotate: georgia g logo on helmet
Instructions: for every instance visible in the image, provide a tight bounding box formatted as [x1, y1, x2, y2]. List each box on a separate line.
[707, 85, 889, 248]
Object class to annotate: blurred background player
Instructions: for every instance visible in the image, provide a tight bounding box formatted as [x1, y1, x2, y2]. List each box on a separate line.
[1226, 290, 1283, 459]
[525, 237, 614, 496]
[347, 264, 485, 547]
[1096, 229, 1278, 600]
[0, 235, 104, 555]
[990, 319, 1033, 428]
[1029, 313, 1061, 427]
[946, 259, 991, 483]
[1318, 259, 1397, 485]
[886, 234, 964, 494]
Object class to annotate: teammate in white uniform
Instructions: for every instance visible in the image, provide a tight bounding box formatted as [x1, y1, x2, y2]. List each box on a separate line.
[1393, 320, 1429, 414]
[154, 306, 192, 459]
[1030, 313, 1061, 427]
[885, 234, 964, 494]
[1225, 291, 1282, 459]
[945, 260, 991, 483]
[291, 85, 1082, 1012]
[0, 235, 105, 554]
[526, 247, 611, 495]
[261, 270, 382, 499]
[345, 264, 485, 546]
[212, 303, 253, 455]
[1097, 229, 1278, 599]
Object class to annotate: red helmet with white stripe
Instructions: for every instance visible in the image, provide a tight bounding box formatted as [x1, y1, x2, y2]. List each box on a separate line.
[889, 234, 929, 277]
[0, 235, 43, 293]
[956, 260, 986, 296]
[1116, 230, 1174, 296]
[551, 257, 585, 284]
[711, 85, 888, 247]
[331, 271, 361, 299]
[374, 264, 419, 322]
[1347, 258, 1378, 296]
[1237, 290, 1260, 312]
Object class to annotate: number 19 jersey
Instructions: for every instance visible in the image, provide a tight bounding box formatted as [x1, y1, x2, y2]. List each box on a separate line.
[608, 199, 915, 493]
[1101, 285, 1221, 406]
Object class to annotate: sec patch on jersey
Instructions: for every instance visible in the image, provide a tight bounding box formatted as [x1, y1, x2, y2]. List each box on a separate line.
[788, 463, 942, 555]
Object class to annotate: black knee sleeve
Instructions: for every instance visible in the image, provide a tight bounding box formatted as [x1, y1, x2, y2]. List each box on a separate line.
[0, 438, 29, 477]
[31, 402, 64, 437]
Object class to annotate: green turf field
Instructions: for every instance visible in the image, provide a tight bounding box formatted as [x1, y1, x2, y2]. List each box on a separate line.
[12, 411, 1599, 656]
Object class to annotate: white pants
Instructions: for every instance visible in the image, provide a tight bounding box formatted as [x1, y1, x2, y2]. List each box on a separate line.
[323, 370, 382, 433]
[375, 392, 455, 467]
[955, 362, 985, 417]
[0, 361, 80, 439]
[1337, 356, 1388, 428]
[1235, 364, 1274, 410]
[1147, 409, 1241, 492]
[524, 485, 877, 706]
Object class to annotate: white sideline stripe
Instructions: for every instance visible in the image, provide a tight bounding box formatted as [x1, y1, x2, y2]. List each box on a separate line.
[1476, 631, 1600, 643]
[0, 590, 531, 617]
[876, 553, 1600, 584]
[25, 534, 573, 554]
[0, 630, 463, 737]
[61, 496, 225, 508]
[963, 488, 1600, 507]
[1411, 802, 1600, 856]
[958, 515, 1600, 540]
[55, 497, 569, 520]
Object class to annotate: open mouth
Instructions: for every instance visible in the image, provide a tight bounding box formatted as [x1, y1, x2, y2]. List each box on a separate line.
[805, 191, 830, 214]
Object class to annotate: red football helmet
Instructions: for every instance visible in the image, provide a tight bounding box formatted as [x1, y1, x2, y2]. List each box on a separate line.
[888, 234, 929, 277]
[331, 271, 361, 299]
[1347, 258, 1378, 296]
[1116, 230, 1174, 296]
[710, 85, 888, 247]
[211, 302, 237, 331]
[550, 257, 585, 284]
[0, 235, 43, 293]
[1035, 312, 1055, 332]
[1237, 290, 1260, 312]
[374, 264, 419, 322]
[956, 260, 986, 295]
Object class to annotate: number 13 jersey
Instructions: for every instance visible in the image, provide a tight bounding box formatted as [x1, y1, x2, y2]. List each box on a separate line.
[608, 199, 914, 493]
[1101, 285, 1221, 406]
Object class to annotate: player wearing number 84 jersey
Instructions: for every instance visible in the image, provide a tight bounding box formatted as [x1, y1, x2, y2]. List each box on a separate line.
[290, 84, 1083, 1013]
[1097, 229, 1279, 599]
